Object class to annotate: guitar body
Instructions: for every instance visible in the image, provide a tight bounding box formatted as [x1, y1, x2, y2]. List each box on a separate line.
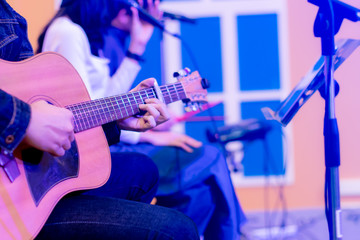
[0, 52, 111, 239]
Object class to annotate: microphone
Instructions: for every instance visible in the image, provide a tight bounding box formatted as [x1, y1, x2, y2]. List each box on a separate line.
[127, 0, 165, 30]
[206, 119, 273, 144]
[163, 12, 197, 24]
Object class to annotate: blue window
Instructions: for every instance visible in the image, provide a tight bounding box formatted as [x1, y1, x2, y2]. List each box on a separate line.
[181, 17, 223, 92]
[134, 29, 162, 87]
[240, 101, 284, 176]
[185, 103, 224, 143]
[237, 14, 280, 91]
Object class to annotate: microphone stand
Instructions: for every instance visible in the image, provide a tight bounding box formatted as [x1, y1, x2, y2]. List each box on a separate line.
[159, 12, 197, 85]
[308, 0, 360, 239]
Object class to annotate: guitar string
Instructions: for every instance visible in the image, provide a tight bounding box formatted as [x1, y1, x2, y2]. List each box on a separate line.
[71, 83, 198, 129]
[67, 84, 189, 132]
[68, 82, 187, 116]
[70, 82, 204, 132]
[69, 86, 187, 123]
[71, 87, 188, 125]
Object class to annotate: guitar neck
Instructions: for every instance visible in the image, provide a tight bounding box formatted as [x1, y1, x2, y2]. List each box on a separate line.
[66, 82, 186, 133]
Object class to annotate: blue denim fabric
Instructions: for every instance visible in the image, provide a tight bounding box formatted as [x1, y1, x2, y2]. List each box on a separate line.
[36, 152, 199, 240]
[0, 0, 33, 61]
[36, 196, 199, 240]
[0, 1, 33, 151]
[0, 86, 30, 152]
[82, 152, 160, 203]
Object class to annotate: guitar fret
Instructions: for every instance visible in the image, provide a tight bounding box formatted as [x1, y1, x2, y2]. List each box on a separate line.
[65, 71, 205, 133]
[111, 97, 120, 121]
[81, 103, 92, 130]
[161, 86, 170, 104]
[134, 91, 143, 105]
[166, 85, 173, 102]
[174, 84, 181, 101]
[166, 86, 173, 103]
[150, 88, 156, 98]
[85, 102, 96, 129]
[175, 83, 186, 99]
[98, 99, 108, 123]
[104, 98, 112, 122]
[120, 96, 129, 117]
[131, 92, 141, 115]
[106, 98, 114, 120]
[127, 93, 136, 115]
[114, 96, 124, 119]
[91, 102, 100, 127]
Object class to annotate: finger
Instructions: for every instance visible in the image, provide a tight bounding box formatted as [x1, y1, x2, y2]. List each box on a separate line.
[62, 140, 72, 151]
[139, 78, 155, 89]
[152, 0, 162, 19]
[154, 0, 160, 8]
[69, 132, 75, 142]
[130, 7, 140, 22]
[139, 104, 160, 120]
[144, 99, 170, 122]
[147, 0, 153, 11]
[52, 145, 65, 157]
[142, 115, 156, 129]
[138, 0, 144, 7]
[131, 78, 155, 92]
[177, 142, 194, 153]
[183, 135, 203, 148]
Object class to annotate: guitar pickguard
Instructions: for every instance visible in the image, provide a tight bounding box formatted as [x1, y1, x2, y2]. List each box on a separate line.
[22, 141, 79, 206]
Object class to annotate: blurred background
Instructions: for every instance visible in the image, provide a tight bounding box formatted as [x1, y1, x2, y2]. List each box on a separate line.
[13, 0, 360, 238]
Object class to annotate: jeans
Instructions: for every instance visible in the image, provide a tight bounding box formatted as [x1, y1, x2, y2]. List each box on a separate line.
[110, 143, 247, 240]
[36, 152, 199, 240]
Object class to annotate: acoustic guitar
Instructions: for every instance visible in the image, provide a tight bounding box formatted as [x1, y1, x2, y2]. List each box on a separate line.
[0, 52, 208, 240]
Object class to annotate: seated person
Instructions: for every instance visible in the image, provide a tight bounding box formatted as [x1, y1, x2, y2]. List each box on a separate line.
[104, 1, 248, 239]
[38, 0, 247, 238]
[0, 1, 199, 239]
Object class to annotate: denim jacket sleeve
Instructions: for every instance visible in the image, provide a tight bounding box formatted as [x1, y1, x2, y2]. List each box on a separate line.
[0, 0, 33, 61]
[0, 2, 34, 152]
[0, 89, 30, 152]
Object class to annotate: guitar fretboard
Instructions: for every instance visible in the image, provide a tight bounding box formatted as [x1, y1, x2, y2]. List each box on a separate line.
[66, 82, 186, 132]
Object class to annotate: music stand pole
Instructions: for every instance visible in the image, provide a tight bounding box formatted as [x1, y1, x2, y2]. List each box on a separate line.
[312, 0, 341, 239]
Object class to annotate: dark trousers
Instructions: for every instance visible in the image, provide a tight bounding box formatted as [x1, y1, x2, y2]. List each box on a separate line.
[36, 152, 199, 240]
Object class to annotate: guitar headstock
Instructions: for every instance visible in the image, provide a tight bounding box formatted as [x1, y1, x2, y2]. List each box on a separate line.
[174, 69, 209, 112]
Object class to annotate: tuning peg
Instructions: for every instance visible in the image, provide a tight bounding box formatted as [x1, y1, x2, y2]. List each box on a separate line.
[184, 103, 192, 112]
[184, 102, 199, 112]
[173, 68, 191, 78]
[201, 78, 210, 89]
[191, 102, 199, 111]
[187, 102, 199, 112]
[198, 102, 205, 111]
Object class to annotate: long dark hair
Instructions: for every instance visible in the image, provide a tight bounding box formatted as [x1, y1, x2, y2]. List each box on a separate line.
[37, 0, 129, 55]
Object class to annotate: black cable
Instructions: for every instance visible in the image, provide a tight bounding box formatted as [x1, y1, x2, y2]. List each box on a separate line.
[162, 27, 201, 73]
[260, 127, 290, 240]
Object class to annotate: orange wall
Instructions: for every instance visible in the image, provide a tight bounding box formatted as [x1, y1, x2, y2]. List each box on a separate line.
[12, 0, 360, 211]
[10, 0, 55, 51]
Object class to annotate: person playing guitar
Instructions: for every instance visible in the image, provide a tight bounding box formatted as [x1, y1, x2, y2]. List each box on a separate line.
[0, 0, 200, 239]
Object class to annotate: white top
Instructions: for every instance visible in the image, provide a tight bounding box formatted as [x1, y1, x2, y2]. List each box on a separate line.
[42, 17, 141, 100]
[42, 16, 141, 143]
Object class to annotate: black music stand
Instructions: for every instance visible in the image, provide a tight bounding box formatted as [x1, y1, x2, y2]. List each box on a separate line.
[262, 38, 360, 127]
[262, 37, 360, 240]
